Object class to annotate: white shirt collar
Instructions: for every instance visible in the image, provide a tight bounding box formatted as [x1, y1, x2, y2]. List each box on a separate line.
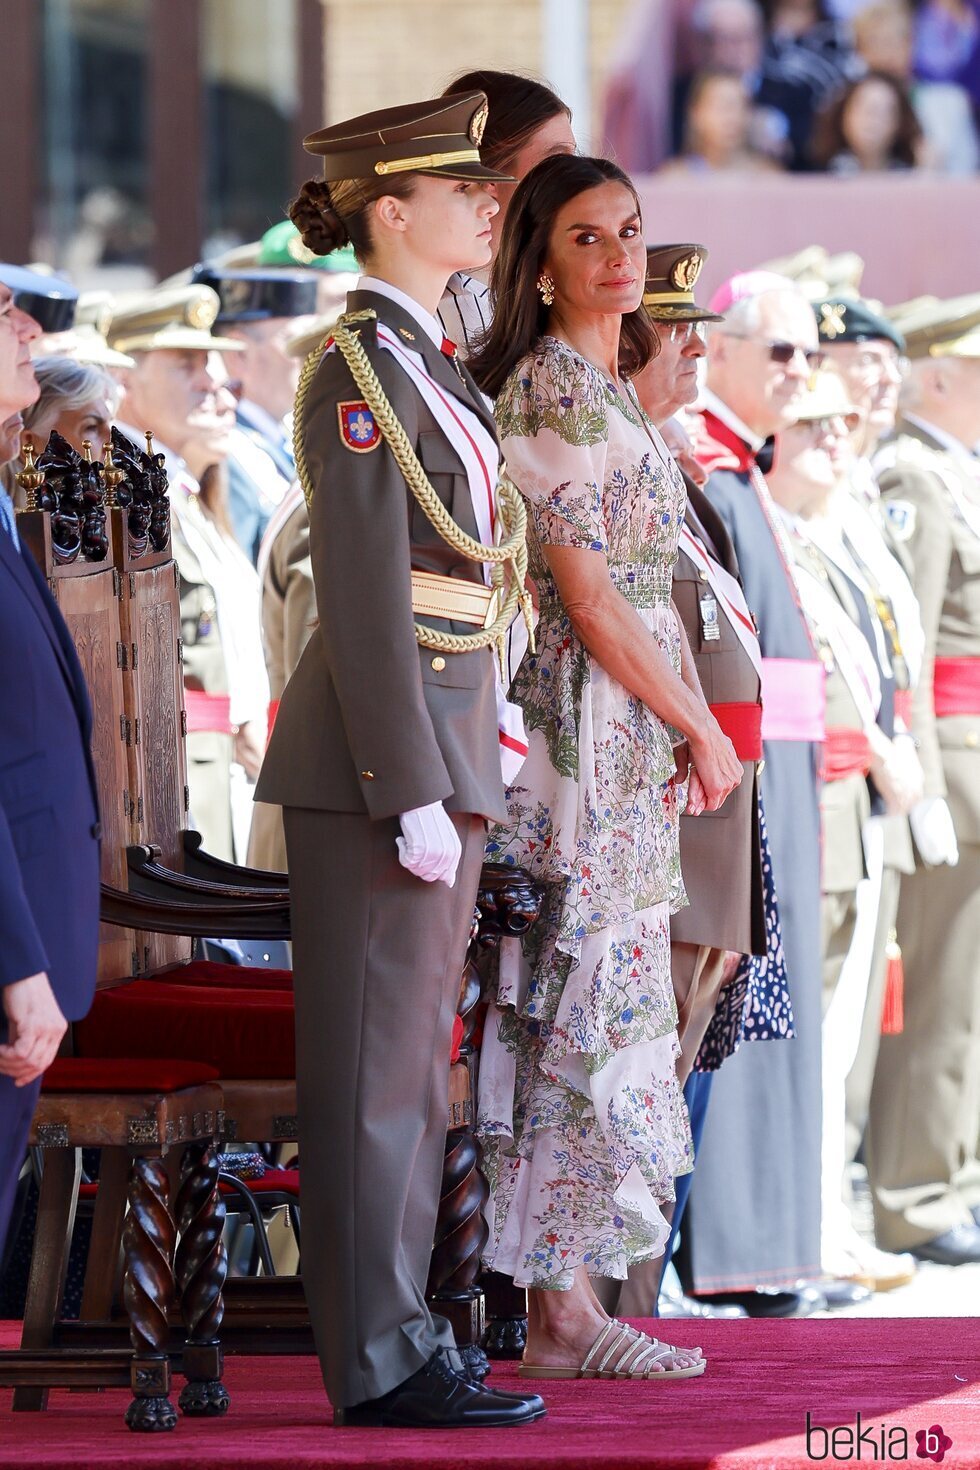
[357, 275, 444, 348]
[905, 413, 977, 464]
[700, 387, 766, 454]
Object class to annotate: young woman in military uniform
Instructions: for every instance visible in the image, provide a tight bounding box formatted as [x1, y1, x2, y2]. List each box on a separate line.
[253, 93, 542, 1429]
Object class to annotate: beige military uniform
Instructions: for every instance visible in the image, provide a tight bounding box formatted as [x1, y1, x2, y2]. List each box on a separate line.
[248, 492, 315, 872]
[254, 288, 508, 1409]
[870, 416, 980, 1248]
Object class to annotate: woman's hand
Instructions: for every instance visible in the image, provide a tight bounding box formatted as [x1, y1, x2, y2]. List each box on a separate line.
[689, 715, 742, 812]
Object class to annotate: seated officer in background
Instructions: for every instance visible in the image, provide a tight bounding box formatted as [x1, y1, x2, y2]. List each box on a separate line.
[192, 266, 318, 563]
[0, 272, 100, 1257]
[870, 295, 980, 1267]
[110, 285, 269, 861]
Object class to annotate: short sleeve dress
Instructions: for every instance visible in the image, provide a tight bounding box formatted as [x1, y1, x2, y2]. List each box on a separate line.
[477, 337, 695, 1290]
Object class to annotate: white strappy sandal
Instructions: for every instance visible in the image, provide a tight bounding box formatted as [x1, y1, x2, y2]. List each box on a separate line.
[519, 1318, 707, 1380]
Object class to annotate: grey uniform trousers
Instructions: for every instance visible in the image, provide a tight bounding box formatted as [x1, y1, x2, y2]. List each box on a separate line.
[283, 806, 486, 1409]
[868, 842, 980, 1249]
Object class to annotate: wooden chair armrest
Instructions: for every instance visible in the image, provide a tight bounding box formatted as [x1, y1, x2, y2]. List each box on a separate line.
[100, 883, 291, 939]
[182, 830, 288, 890]
[127, 846, 289, 903]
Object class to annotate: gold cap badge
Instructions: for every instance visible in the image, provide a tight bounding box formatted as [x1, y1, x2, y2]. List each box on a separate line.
[671, 252, 703, 291]
[469, 98, 489, 147]
[819, 302, 847, 339]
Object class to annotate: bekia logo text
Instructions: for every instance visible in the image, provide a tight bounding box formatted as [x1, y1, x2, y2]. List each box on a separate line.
[806, 1413, 953, 1461]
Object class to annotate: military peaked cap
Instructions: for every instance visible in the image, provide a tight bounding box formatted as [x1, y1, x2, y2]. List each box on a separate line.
[0, 263, 78, 334]
[107, 284, 245, 354]
[642, 244, 722, 322]
[887, 293, 980, 360]
[192, 265, 319, 324]
[303, 91, 513, 183]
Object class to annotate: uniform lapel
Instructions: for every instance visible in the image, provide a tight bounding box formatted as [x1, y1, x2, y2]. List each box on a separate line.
[348, 289, 499, 445]
[686, 477, 742, 581]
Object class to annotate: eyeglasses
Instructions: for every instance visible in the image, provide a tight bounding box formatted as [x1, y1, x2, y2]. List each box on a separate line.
[845, 349, 910, 380]
[797, 414, 853, 439]
[723, 332, 826, 370]
[667, 321, 707, 345]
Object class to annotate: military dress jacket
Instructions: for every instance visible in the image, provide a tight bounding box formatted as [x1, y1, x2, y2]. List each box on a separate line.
[260, 493, 315, 706]
[255, 289, 507, 825]
[670, 480, 765, 956]
[878, 417, 980, 842]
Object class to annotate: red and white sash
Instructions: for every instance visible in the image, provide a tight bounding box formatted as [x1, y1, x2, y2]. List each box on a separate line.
[678, 523, 762, 678]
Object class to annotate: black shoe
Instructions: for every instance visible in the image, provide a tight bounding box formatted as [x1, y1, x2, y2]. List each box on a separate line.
[910, 1224, 980, 1267]
[335, 1351, 546, 1428]
[800, 1278, 872, 1309]
[695, 1286, 827, 1318]
[658, 1287, 748, 1319]
[441, 1347, 545, 1415]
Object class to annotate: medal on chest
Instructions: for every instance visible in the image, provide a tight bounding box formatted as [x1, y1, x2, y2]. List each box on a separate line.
[700, 593, 721, 642]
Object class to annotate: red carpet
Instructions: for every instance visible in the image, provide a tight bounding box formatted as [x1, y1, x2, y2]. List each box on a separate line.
[0, 1319, 977, 1469]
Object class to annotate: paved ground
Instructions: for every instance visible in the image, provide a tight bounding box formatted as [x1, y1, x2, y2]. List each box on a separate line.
[816, 1167, 980, 1319]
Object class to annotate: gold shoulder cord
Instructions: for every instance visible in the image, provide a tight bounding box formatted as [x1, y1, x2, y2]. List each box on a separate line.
[293, 309, 534, 662]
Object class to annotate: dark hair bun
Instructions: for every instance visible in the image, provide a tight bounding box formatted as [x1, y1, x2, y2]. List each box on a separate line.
[288, 178, 349, 256]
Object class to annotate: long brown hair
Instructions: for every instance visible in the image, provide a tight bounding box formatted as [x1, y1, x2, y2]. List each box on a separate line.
[811, 72, 923, 169]
[441, 69, 571, 173]
[470, 154, 658, 399]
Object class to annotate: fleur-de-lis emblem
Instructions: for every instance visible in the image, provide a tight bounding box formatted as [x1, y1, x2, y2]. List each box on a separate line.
[820, 302, 847, 339]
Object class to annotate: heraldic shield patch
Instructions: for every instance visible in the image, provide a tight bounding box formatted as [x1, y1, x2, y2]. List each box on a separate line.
[338, 400, 381, 453]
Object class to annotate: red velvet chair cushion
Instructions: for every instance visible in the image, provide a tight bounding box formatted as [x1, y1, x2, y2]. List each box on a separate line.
[75, 983, 295, 1080]
[153, 960, 292, 991]
[219, 1167, 300, 1197]
[43, 1057, 220, 1093]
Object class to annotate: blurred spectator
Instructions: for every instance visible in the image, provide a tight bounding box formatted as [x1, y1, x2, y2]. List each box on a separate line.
[853, 1, 979, 171]
[812, 70, 926, 168]
[662, 68, 785, 170]
[914, 0, 980, 109]
[759, 0, 855, 164]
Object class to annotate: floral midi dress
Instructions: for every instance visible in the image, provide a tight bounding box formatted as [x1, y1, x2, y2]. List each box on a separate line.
[478, 337, 694, 1290]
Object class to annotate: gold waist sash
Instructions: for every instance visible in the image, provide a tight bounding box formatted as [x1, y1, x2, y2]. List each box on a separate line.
[410, 569, 499, 629]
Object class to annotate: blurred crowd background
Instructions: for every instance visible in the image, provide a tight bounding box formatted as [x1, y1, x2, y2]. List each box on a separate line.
[1, 0, 977, 300]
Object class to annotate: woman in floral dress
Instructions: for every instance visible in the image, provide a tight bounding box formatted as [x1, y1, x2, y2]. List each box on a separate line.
[470, 155, 742, 1380]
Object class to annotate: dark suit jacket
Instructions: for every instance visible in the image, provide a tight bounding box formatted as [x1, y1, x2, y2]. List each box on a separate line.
[256, 288, 507, 824]
[0, 529, 100, 1020]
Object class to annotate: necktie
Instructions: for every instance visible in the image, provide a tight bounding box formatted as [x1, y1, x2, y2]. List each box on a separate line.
[0, 487, 20, 549]
[755, 437, 776, 475]
[439, 334, 465, 382]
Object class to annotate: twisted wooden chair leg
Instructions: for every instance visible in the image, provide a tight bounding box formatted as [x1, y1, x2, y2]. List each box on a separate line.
[426, 1126, 490, 1378]
[122, 1155, 177, 1432]
[175, 1140, 229, 1417]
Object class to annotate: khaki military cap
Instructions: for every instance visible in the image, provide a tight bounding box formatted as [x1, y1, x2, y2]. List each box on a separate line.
[303, 90, 513, 182]
[792, 370, 861, 425]
[107, 284, 246, 354]
[886, 293, 980, 360]
[642, 243, 722, 321]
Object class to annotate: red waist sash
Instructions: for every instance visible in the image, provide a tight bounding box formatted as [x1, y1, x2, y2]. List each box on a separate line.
[267, 698, 281, 744]
[893, 688, 913, 728]
[933, 657, 980, 717]
[710, 701, 763, 762]
[184, 688, 234, 735]
[823, 726, 872, 782]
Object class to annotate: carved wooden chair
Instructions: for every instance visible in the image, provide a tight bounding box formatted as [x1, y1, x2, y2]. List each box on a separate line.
[0, 430, 537, 1425]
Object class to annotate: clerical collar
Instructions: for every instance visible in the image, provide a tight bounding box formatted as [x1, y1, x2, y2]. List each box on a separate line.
[700, 388, 766, 454]
[358, 275, 444, 348]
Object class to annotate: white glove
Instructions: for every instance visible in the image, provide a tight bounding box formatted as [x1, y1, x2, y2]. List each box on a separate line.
[396, 801, 462, 887]
[910, 796, 959, 867]
[868, 731, 925, 815]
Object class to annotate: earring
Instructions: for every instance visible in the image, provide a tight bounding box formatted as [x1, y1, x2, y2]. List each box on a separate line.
[536, 272, 555, 307]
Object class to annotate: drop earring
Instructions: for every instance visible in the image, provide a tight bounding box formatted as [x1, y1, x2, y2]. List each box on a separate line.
[536, 272, 555, 307]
